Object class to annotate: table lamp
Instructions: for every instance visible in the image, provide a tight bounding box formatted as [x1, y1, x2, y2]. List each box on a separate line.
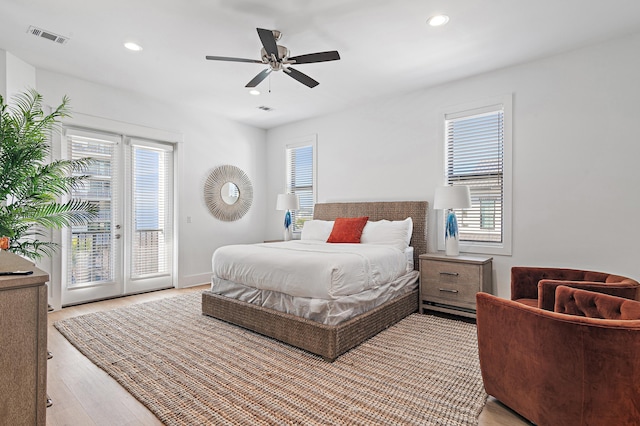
[276, 193, 300, 241]
[433, 185, 471, 256]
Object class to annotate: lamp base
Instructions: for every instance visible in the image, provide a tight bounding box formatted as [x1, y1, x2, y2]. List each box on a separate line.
[444, 210, 460, 256]
[445, 236, 459, 256]
[283, 227, 293, 241]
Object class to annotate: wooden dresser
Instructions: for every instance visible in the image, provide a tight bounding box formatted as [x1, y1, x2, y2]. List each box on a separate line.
[0, 251, 49, 426]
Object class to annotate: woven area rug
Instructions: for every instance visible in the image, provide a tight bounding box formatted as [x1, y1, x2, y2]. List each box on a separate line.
[54, 293, 487, 426]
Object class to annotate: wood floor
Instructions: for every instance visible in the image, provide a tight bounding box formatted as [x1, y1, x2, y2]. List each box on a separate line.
[46, 285, 530, 426]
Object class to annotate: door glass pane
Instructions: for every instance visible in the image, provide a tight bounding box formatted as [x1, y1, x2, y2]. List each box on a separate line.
[131, 144, 172, 278]
[67, 135, 118, 288]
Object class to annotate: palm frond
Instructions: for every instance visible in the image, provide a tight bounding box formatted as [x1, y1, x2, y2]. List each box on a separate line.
[13, 200, 98, 230]
[9, 239, 59, 260]
[0, 90, 92, 260]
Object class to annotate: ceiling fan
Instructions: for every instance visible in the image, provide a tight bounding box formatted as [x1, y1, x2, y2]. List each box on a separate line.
[206, 28, 340, 88]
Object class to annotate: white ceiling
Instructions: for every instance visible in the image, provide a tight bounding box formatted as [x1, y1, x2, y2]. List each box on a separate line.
[2, 0, 640, 130]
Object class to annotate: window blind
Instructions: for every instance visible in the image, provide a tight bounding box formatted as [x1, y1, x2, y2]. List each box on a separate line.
[286, 144, 314, 232]
[129, 140, 173, 278]
[66, 129, 119, 288]
[445, 108, 504, 244]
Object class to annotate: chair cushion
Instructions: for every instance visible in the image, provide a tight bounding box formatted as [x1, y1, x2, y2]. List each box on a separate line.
[554, 286, 640, 320]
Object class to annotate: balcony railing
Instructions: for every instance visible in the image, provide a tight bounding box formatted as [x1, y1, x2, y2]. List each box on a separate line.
[69, 229, 166, 287]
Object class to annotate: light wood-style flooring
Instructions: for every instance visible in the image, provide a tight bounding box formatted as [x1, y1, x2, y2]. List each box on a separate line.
[46, 285, 530, 426]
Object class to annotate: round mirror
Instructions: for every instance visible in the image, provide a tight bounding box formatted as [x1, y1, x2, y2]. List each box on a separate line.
[204, 165, 253, 221]
[220, 182, 239, 205]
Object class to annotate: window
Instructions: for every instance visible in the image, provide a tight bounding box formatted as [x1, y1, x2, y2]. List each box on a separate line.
[285, 135, 317, 232]
[440, 96, 512, 255]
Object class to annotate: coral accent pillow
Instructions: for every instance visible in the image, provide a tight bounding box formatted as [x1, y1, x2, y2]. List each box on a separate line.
[326, 216, 369, 243]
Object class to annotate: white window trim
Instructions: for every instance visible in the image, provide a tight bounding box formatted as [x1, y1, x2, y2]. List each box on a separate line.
[437, 94, 513, 256]
[285, 134, 317, 235]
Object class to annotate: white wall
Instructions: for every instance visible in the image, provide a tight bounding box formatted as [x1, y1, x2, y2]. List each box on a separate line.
[0, 50, 6, 97]
[35, 69, 267, 306]
[266, 32, 640, 298]
[0, 49, 37, 100]
[6, 51, 36, 98]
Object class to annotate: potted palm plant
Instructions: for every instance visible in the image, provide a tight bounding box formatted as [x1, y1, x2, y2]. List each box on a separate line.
[0, 89, 97, 260]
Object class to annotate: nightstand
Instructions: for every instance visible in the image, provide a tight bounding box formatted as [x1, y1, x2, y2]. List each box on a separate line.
[419, 253, 492, 318]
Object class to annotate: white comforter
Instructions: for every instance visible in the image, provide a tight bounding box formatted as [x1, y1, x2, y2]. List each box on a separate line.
[211, 240, 408, 300]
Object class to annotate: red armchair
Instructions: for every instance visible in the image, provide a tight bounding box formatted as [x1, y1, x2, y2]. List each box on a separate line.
[510, 266, 640, 310]
[477, 287, 640, 425]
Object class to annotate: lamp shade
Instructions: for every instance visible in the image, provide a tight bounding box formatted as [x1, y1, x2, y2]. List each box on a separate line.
[433, 185, 471, 210]
[276, 193, 300, 211]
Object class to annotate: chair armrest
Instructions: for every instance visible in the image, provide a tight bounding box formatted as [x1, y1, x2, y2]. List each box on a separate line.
[554, 285, 640, 319]
[538, 280, 640, 311]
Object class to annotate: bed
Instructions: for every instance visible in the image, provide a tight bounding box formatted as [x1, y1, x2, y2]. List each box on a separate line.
[202, 201, 428, 361]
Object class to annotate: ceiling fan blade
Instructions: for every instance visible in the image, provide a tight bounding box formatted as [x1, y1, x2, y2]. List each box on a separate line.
[205, 55, 263, 64]
[289, 51, 341, 64]
[245, 68, 272, 88]
[257, 28, 280, 59]
[284, 67, 319, 88]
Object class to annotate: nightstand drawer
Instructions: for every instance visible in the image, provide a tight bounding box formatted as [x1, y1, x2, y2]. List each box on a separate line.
[421, 261, 481, 287]
[421, 281, 477, 305]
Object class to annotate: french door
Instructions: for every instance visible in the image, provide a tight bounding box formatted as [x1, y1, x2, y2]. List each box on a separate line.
[61, 128, 174, 306]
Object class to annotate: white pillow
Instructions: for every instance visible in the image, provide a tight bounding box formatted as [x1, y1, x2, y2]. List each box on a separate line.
[301, 220, 335, 241]
[360, 218, 413, 251]
[405, 247, 415, 273]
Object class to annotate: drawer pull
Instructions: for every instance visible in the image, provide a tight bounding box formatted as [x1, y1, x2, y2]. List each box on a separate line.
[439, 288, 459, 293]
[439, 272, 459, 277]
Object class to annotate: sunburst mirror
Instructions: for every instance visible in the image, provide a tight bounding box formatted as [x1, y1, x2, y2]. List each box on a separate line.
[204, 165, 253, 221]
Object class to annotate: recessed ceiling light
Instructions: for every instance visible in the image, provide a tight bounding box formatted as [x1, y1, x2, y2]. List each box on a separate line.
[124, 42, 143, 51]
[427, 15, 449, 27]
[249, 89, 260, 96]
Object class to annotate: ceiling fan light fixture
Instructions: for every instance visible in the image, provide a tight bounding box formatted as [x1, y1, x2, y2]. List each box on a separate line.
[124, 41, 143, 51]
[427, 14, 450, 27]
[249, 89, 260, 96]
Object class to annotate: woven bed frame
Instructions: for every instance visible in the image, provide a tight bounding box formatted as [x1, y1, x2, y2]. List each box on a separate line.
[202, 201, 428, 361]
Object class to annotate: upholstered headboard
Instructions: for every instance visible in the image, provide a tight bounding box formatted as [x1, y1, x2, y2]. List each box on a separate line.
[313, 201, 428, 265]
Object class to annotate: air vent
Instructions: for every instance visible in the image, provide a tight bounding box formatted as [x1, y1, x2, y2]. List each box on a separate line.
[27, 26, 68, 44]
[257, 106, 274, 112]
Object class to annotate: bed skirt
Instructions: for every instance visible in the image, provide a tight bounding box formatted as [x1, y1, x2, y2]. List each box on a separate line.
[201, 289, 419, 361]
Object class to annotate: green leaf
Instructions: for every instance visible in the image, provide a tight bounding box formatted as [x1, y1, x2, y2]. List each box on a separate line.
[0, 90, 96, 260]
